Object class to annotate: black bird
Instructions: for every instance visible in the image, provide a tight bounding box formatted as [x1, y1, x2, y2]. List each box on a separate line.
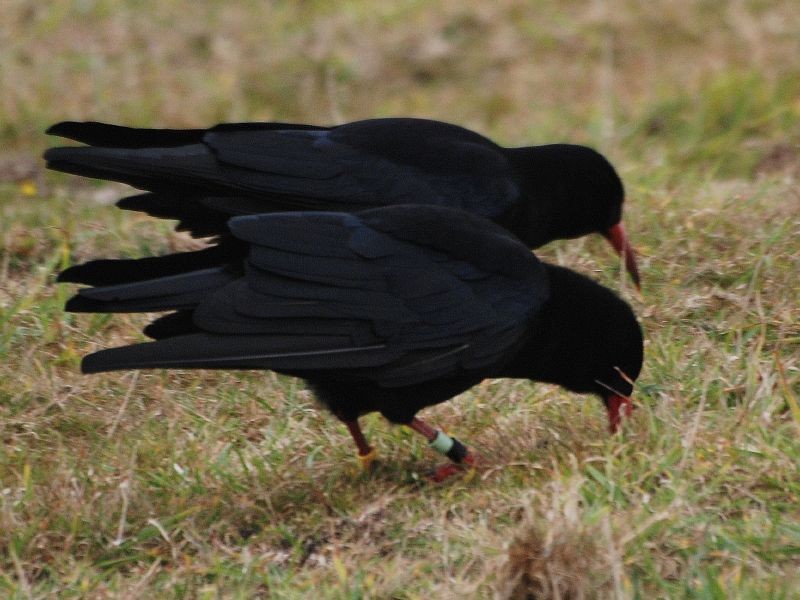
[44, 117, 640, 287]
[59, 205, 644, 479]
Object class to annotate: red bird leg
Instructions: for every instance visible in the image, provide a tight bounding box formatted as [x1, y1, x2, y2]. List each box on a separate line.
[344, 419, 378, 470]
[408, 417, 477, 482]
[605, 395, 634, 433]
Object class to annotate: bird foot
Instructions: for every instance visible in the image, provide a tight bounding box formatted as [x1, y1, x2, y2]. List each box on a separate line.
[428, 454, 480, 483]
[357, 447, 379, 471]
[429, 463, 463, 482]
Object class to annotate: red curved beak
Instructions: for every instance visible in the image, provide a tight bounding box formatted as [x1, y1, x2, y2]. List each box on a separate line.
[606, 394, 634, 433]
[603, 223, 641, 290]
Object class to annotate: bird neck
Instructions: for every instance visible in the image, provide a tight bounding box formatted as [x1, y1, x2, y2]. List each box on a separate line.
[499, 264, 642, 398]
[500, 300, 588, 392]
[503, 147, 558, 248]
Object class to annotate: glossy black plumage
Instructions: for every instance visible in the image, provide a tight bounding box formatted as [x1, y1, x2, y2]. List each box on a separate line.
[63, 206, 643, 427]
[44, 118, 627, 253]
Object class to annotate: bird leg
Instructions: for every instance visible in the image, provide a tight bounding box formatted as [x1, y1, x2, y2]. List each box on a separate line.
[605, 394, 634, 433]
[344, 419, 378, 470]
[408, 417, 477, 482]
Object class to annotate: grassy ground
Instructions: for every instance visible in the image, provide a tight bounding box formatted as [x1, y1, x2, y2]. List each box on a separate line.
[2, 0, 799, 597]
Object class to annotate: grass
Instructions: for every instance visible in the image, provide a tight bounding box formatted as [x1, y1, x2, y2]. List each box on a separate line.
[2, 0, 800, 597]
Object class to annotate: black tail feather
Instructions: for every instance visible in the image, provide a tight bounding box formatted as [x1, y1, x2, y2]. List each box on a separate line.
[143, 310, 198, 339]
[116, 193, 235, 237]
[116, 192, 202, 219]
[81, 333, 391, 374]
[44, 145, 225, 193]
[65, 266, 237, 313]
[46, 121, 208, 148]
[58, 245, 244, 286]
[116, 193, 289, 238]
[46, 120, 327, 148]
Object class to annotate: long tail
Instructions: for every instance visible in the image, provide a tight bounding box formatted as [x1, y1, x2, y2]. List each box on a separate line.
[61, 253, 397, 375]
[115, 192, 290, 239]
[58, 244, 244, 286]
[67, 265, 393, 375]
[64, 266, 238, 314]
[80, 333, 388, 374]
[43, 144, 228, 193]
[46, 120, 325, 148]
[46, 121, 208, 148]
[44, 121, 337, 237]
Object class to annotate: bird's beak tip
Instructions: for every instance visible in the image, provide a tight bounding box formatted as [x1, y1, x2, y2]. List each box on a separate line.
[604, 223, 641, 289]
[605, 394, 634, 433]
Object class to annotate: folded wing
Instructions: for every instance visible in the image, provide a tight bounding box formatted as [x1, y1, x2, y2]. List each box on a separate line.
[45, 119, 520, 239]
[69, 206, 548, 387]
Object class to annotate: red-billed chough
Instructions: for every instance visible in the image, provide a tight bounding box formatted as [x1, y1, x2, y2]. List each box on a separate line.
[44, 117, 640, 287]
[59, 205, 643, 479]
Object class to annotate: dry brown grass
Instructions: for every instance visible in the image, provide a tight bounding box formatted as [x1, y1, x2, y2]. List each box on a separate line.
[502, 477, 612, 600]
[3, 0, 799, 145]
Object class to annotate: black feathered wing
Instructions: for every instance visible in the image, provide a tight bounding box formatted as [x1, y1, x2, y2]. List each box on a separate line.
[45, 121, 326, 148]
[77, 206, 549, 387]
[201, 119, 519, 214]
[44, 119, 520, 239]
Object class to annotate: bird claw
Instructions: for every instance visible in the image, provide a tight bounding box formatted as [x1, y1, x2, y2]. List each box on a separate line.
[462, 465, 478, 484]
[428, 455, 480, 483]
[429, 463, 464, 482]
[357, 448, 379, 471]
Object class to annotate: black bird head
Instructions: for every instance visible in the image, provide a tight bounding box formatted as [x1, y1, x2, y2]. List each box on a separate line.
[505, 263, 644, 432]
[508, 144, 640, 289]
